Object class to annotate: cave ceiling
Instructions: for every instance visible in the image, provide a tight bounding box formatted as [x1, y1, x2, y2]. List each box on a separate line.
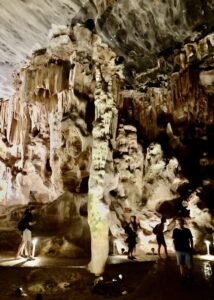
[0, 0, 214, 98]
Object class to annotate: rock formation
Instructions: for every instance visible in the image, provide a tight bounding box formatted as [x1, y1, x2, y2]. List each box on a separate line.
[1, 0, 214, 98]
[0, 1, 214, 275]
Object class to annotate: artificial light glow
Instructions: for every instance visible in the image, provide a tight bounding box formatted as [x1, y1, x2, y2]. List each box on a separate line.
[32, 238, 38, 257]
[113, 239, 126, 255]
[198, 255, 214, 261]
[205, 240, 211, 244]
[205, 240, 211, 255]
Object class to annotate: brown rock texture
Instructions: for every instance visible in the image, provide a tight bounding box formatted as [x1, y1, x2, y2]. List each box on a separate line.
[0, 11, 214, 273]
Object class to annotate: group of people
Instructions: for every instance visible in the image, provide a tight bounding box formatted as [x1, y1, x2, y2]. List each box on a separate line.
[16, 206, 193, 280]
[124, 216, 193, 280]
[16, 207, 36, 260]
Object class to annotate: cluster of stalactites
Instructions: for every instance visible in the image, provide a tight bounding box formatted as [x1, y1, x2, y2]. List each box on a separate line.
[119, 32, 214, 141]
[0, 23, 124, 208]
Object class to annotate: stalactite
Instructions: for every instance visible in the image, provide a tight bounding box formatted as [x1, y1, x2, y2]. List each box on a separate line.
[19, 103, 31, 168]
[0, 100, 8, 135]
[48, 110, 64, 199]
[6, 97, 14, 143]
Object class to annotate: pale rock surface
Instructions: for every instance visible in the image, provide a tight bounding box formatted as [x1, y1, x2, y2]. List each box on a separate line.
[0, 0, 214, 98]
[0, 17, 214, 273]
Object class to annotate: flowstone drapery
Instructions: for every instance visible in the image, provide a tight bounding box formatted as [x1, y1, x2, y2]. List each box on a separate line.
[0, 20, 214, 267]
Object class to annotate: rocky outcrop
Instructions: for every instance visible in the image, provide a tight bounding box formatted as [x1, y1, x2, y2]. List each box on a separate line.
[115, 31, 214, 254]
[1, 0, 214, 99]
[0, 23, 124, 274]
[0, 20, 214, 272]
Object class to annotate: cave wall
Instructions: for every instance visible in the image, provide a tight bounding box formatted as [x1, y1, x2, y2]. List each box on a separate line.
[0, 21, 214, 270]
[1, 0, 214, 99]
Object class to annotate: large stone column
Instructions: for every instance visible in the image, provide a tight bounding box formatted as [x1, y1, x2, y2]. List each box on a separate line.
[88, 65, 116, 275]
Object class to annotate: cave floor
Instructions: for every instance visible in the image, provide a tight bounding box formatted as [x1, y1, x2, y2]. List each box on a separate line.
[0, 253, 213, 300]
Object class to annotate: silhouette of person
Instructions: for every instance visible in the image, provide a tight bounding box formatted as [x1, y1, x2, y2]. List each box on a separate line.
[125, 216, 138, 260]
[172, 218, 193, 279]
[155, 217, 168, 258]
[16, 207, 36, 259]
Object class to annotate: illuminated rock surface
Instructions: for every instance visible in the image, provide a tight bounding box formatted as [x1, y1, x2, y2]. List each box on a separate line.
[0, 0, 214, 98]
[0, 0, 214, 275]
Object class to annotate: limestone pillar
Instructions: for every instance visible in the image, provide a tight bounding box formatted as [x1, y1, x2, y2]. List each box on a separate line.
[88, 65, 116, 275]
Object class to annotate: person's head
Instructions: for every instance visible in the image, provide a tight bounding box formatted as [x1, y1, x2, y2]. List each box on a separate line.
[130, 215, 136, 223]
[24, 208, 31, 215]
[24, 206, 35, 215]
[177, 218, 185, 228]
[161, 216, 166, 223]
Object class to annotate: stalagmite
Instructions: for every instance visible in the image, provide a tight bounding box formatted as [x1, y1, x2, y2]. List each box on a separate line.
[0, 18, 214, 263]
[88, 63, 117, 275]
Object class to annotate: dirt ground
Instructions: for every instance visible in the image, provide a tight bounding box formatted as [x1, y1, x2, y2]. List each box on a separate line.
[0, 255, 213, 300]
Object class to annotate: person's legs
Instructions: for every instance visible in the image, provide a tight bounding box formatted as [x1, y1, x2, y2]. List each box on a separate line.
[23, 229, 33, 259]
[177, 252, 193, 279]
[157, 236, 161, 257]
[157, 236, 166, 257]
[128, 244, 135, 259]
[163, 243, 168, 258]
[20, 242, 28, 257]
[131, 244, 136, 259]
[128, 244, 132, 258]
[16, 230, 28, 258]
[184, 252, 193, 278]
[22, 245, 28, 257]
[176, 251, 185, 277]
[26, 241, 32, 258]
[16, 240, 26, 257]
[179, 265, 185, 277]
[158, 244, 161, 257]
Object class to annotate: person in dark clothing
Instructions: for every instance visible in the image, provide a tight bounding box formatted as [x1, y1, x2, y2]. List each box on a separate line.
[125, 216, 138, 260]
[155, 217, 168, 258]
[172, 218, 193, 279]
[16, 207, 35, 259]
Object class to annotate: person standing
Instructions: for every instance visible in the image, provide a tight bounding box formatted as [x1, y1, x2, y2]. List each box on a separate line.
[154, 217, 168, 258]
[172, 218, 193, 279]
[16, 207, 35, 260]
[125, 216, 138, 260]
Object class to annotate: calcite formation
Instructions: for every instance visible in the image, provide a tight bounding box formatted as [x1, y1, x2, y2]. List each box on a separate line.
[1, 0, 214, 99]
[0, 20, 214, 273]
[0, 23, 124, 274]
[86, 33, 123, 274]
